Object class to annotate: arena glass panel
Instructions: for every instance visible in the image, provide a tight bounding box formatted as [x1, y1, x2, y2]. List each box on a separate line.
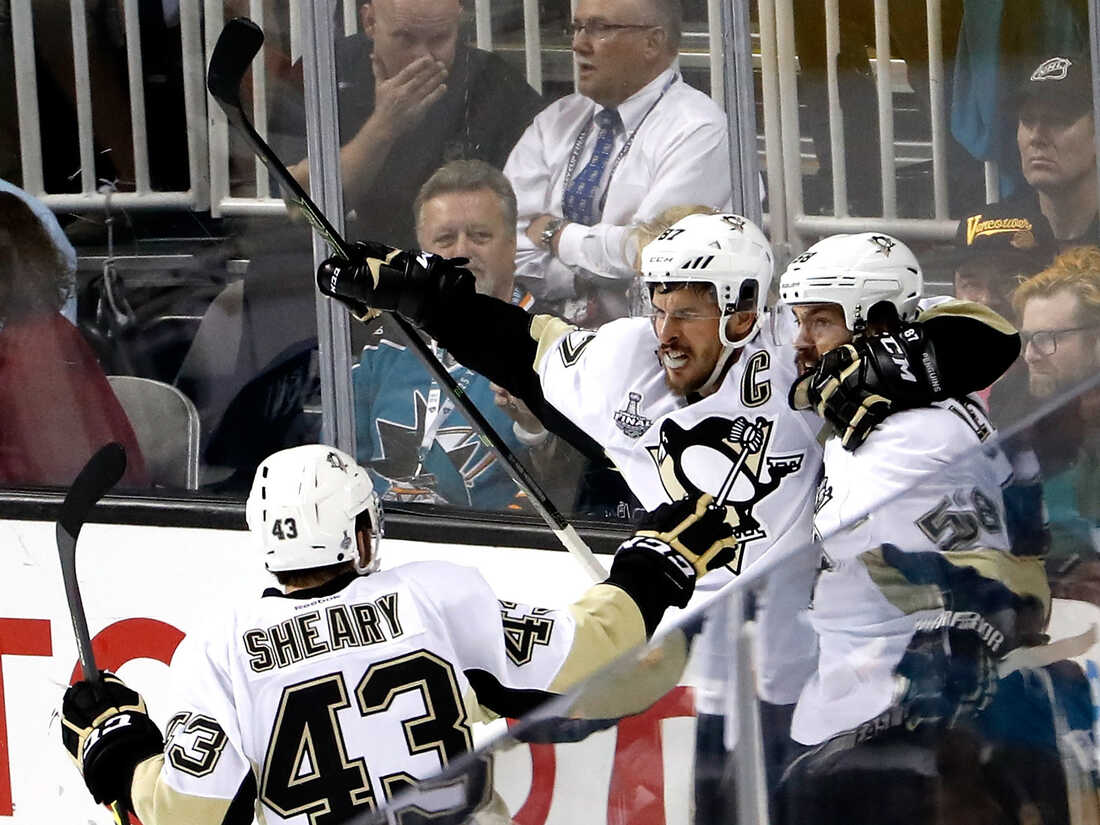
[352, 358, 1100, 825]
[0, 1, 322, 500]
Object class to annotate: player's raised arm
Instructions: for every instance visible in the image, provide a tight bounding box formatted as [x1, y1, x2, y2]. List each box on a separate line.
[59, 445, 736, 825]
[317, 241, 590, 443]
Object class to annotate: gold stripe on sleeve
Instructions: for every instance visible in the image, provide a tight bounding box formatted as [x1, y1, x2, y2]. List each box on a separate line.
[548, 583, 647, 693]
[529, 314, 576, 372]
[131, 755, 237, 825]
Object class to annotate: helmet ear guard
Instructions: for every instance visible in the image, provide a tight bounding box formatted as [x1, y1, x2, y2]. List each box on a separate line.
[246, 445, 384, 575]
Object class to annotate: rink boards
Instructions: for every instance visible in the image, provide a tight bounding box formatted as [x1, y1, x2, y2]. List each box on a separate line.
[2, 518, 1098, 825]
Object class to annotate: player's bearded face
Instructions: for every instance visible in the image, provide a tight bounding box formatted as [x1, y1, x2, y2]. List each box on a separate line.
[791, 304, 852, 374]
[651, 287, 723, 395]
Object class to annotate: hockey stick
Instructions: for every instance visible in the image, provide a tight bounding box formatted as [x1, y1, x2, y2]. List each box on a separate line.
[56, 441, 129, 825]
[206, 18, 606, 581]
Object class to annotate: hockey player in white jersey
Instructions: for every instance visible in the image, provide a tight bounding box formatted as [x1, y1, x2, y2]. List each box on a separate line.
[777, 233, 1062, 825]
[313, 212, 1022, 821]
[59, 444, 740, 825]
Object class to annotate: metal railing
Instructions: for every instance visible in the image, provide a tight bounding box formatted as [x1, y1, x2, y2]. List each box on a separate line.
[761, 0, 1003, 250]
[10, 1, 1009, 246]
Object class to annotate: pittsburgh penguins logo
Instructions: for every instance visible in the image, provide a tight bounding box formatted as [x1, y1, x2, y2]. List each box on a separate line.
[721, 214, 746, 232]
[326, 451, 349, 472]
[647, 415, 804, 569]
[869, 235, 896, 256]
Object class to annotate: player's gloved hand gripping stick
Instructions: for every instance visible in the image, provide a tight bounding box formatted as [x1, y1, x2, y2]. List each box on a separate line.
[206, 18, 605, 581]
[57, 444, 164, 823]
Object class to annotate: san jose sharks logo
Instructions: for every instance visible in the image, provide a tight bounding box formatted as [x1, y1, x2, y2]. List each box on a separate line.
[647, 415, 805, 572]
[326, 451, 349, 473]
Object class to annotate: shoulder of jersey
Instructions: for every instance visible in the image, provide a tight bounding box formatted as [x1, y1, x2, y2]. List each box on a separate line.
[857, 402, 986, 460]
[573, 317, 658, 381]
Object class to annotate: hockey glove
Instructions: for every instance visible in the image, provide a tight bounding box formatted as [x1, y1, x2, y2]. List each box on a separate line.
[317, 241, 475, 327]
[609, 493, 739, 614]
[789, 324, 947, 451]
[61, 672, 164, 810]
[882, 545, 1019, 730]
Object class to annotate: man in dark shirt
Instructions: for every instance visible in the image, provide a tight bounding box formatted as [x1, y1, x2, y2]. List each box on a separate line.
[976, 53, 1099, 250]
[284, 0, 544, 249]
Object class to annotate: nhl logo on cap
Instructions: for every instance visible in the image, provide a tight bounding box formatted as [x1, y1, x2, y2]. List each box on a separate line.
[1031, 56, 1073, 82]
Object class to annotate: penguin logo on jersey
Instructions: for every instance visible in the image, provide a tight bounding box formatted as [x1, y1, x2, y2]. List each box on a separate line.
[614, 392, 652, 438]
[646, 415, 805, 571]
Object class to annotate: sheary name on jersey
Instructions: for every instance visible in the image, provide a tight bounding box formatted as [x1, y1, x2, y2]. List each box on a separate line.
[242, 591, 404, 672]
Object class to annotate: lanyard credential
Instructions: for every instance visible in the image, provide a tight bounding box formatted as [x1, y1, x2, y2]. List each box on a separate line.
[561, 72, 679, 218]
[413, 345, 475, 477]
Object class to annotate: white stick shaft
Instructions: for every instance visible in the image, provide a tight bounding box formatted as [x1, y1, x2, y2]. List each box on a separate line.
[554, 524, 608, 582]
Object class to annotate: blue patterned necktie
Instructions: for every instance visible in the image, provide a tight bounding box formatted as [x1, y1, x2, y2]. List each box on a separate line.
[562, 108, 621, 226]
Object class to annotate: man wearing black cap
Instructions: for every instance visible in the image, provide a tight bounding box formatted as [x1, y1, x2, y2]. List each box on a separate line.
[1014, 53, 1097, 246]
[953, 202, 1058, 320]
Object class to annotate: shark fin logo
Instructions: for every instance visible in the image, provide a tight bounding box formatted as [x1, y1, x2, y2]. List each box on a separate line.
[646, 415, 805, 572]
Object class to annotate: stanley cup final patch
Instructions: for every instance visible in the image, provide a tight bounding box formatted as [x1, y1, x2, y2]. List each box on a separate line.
[614, 392, 653, 438]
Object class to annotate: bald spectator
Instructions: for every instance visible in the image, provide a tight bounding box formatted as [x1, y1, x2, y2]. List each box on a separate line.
[284, 0, 543, 250]
[505, 0, 732, 325]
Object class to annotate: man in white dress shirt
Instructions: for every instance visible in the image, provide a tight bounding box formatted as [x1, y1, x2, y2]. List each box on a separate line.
[503, 0, 733, 324]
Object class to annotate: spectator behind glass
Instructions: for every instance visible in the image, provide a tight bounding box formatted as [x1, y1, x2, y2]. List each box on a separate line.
[951, 204, 1057, 559]
[0, 188, 148, 487]
[283, 0, 543, 251]
[1014, 54, 1097, 247]
[0, 178, 77, 323]
[1012, 246, 1100, 601]
[953, 202, 1057, 321]
[505, 0, 732, 327]
[353, 160, 587, 511]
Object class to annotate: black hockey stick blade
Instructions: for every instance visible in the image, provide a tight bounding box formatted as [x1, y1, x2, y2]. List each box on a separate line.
[57, 442, 127, 682]
[206, 17, 263, 110]
[206, 18, 353, 259]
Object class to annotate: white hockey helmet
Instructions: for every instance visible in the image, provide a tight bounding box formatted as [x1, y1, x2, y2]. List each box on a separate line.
[778, 233, 923, 332]
[641, 213, 774, 348]
[245, 445, 383, 575]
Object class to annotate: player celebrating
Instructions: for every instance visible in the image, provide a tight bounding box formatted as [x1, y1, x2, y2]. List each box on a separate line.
[60, 445, 736, 825]
[313, 213, 1022, 817]
[777, 233, 1058, 825]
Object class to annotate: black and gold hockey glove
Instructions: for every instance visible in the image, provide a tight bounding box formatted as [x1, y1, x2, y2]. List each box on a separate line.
[317, 241, 475, 327]
[883, 545, 1020, 730]
[608, 494, 738, 622]
[790, 325, 947, 451]
[61, 672, 163, 810]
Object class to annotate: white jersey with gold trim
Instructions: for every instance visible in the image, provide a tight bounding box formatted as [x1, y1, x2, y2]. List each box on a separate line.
[792, 397, 1013, 745]
[130, 561, 646, 825]
[536, 311, 824, 713]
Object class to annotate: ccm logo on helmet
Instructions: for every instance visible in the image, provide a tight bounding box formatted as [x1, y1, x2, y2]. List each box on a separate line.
[879, 335, 917, 383]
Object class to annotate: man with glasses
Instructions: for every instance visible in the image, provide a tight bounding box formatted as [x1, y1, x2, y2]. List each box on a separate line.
[1014, 246, 1100, 591]
[503, 0, 732, 325]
